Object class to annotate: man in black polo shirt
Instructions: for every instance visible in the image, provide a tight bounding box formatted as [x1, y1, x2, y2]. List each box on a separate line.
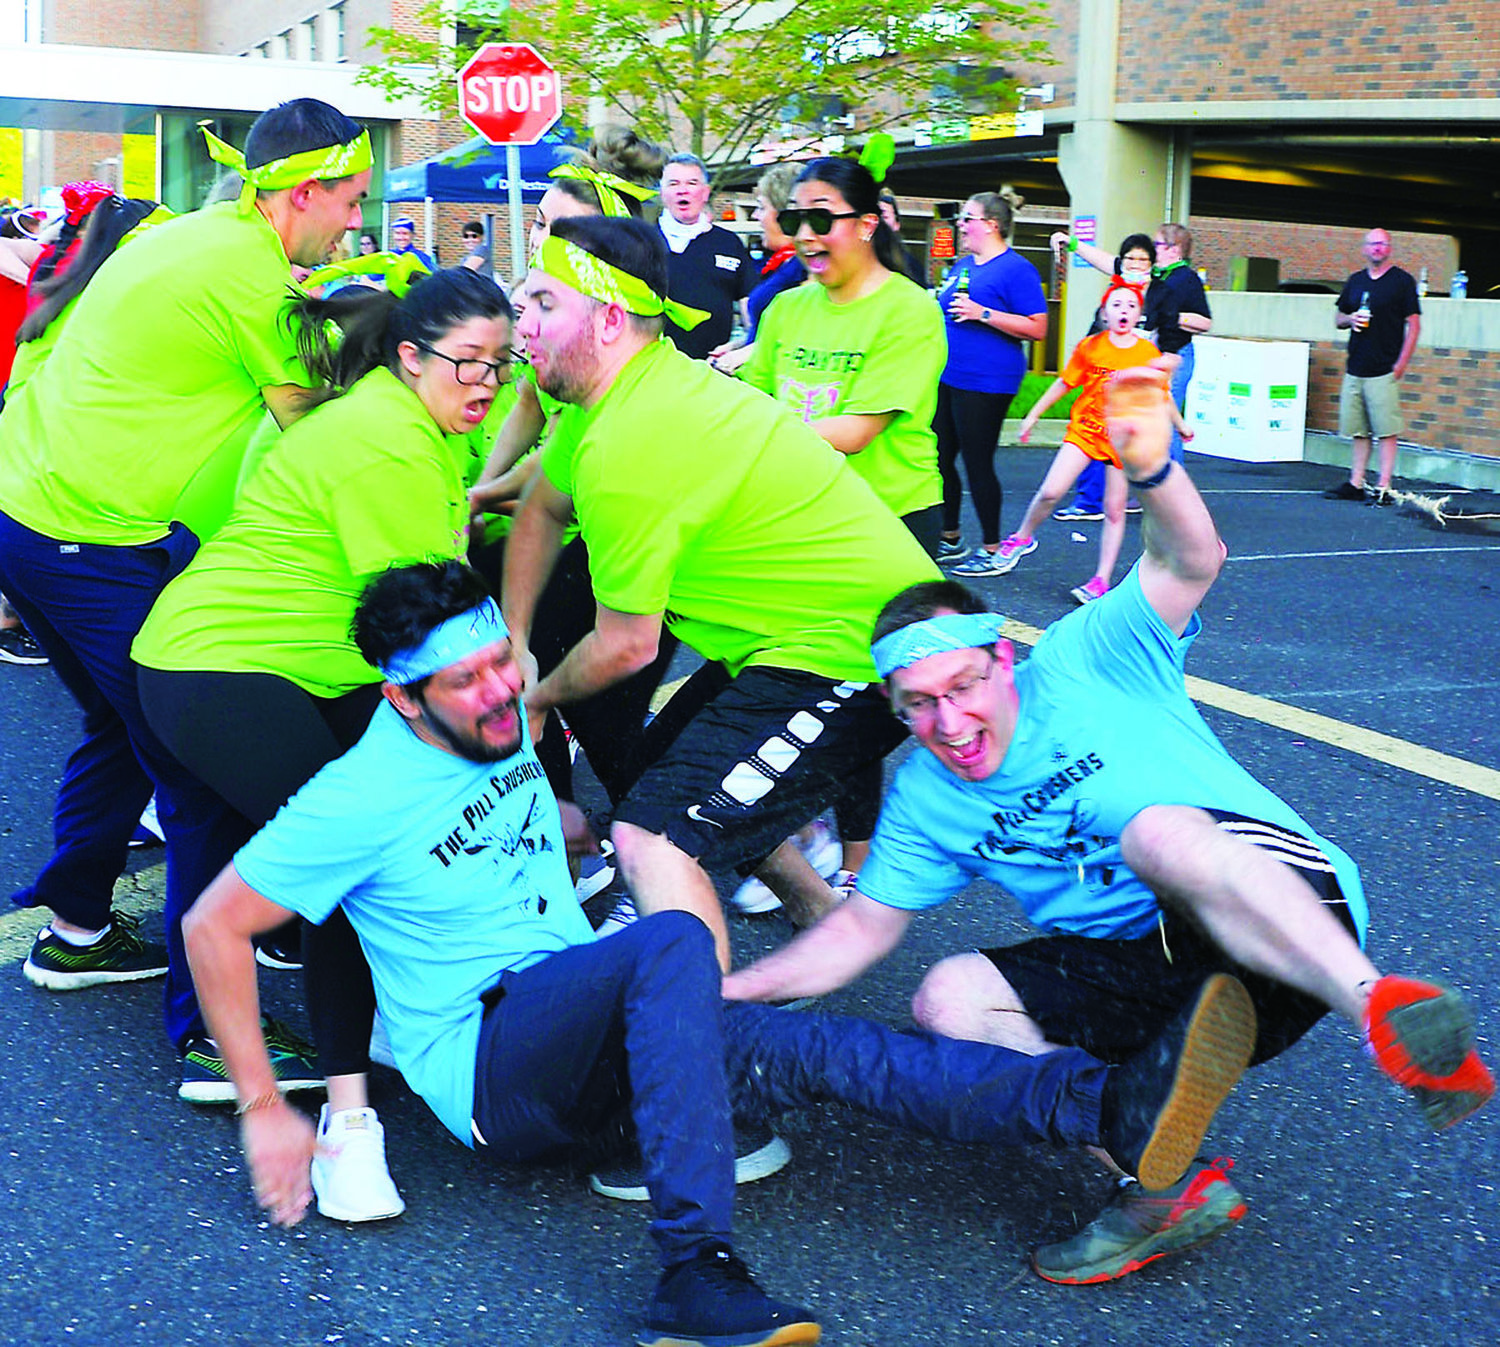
[1325, 228, 1422, 502]
[657, 153, 754, 360]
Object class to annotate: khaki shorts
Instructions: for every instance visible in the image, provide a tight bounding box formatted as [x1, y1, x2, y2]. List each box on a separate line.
[1340, 372, 1403, 439]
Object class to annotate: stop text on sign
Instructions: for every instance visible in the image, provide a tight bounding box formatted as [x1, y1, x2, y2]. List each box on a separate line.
[464, 73, 557, 118]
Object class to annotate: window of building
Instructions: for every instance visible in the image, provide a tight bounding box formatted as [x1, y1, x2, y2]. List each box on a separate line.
[304, 18, 318, 61]
[331, 3, 346, 61]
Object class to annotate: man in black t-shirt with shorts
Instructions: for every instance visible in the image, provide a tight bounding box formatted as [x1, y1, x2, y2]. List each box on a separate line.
[1325, 228, 1421, 502]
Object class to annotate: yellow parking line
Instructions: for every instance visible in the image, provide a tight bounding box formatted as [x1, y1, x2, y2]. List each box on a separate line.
[1001, 617, 1500, 802]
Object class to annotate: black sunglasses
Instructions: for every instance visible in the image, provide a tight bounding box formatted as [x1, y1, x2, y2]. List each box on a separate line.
[779, 207, 862, 236]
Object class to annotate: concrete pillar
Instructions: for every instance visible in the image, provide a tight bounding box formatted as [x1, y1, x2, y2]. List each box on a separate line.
[1055, 0, 1186, 352]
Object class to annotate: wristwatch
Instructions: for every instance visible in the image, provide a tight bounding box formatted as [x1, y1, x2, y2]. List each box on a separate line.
[981, 308, 991, 322]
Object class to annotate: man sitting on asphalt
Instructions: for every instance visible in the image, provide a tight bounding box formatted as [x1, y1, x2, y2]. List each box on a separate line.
[502, 215, 941, 967]
[724, 364, 1494, 1286]
[183, 559, 1256, 1347]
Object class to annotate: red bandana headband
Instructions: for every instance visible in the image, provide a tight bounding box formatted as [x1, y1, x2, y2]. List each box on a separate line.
[1102, 276, 1145, 308]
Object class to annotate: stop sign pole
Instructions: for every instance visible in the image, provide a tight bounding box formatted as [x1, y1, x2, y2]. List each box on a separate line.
[457, 43, 564, 286]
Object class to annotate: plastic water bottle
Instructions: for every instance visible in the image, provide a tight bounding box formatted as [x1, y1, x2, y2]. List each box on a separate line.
[1451, 269, 1468, 300]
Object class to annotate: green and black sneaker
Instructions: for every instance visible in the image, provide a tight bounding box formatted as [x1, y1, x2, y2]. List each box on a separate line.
[179, 1015, 324, 1104]
[23, 911, 168, 991]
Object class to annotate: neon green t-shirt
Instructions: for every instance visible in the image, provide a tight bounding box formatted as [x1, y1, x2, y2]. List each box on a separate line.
[541, 339, 939, 681]
[132, 367, 470, 698]
[0, 203, 310, 545]
[741, 272, 945, 517]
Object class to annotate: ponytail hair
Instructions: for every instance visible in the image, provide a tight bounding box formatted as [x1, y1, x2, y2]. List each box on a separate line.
[18, 196, 163, 343]
[289, 267, 513, 394]
[794, 156, 920, 283]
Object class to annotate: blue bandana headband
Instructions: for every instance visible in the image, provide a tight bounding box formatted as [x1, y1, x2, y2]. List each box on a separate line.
[378, 599, 509, 685]
[871, 612, 1008, 679]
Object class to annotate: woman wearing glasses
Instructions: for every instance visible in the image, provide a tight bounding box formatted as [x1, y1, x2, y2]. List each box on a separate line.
[131, 268, 513, 1224]
[742, 154, 944, 553]
[738, 152, 945, 904]
[934, 191, 1048, 577]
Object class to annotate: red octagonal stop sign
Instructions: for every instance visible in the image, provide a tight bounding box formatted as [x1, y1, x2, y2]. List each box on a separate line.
[458, 43, 563, 146]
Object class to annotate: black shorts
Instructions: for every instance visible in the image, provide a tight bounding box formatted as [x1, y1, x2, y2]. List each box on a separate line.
[613, 663, 907, 874]
[981, 810, 1361, 1067]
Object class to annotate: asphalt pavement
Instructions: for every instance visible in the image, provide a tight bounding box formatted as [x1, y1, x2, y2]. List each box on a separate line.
[0, 448, 1496, 1347]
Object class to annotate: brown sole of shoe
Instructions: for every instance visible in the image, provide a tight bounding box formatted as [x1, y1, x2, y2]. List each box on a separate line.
[640, 1325, 821, 1347]
[1135, 975, 1257, 1191]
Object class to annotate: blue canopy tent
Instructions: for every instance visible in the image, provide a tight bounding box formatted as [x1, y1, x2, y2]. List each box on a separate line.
[381, 129, 580, 278]
[382, 129, 579, 205]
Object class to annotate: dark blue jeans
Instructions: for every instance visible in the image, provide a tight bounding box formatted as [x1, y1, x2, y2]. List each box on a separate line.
[0, 509, 252, 1048]
[1074, 460, 1106, 514]
[470, 912, 1106, 1266]
[1169, 341, 1195, 463]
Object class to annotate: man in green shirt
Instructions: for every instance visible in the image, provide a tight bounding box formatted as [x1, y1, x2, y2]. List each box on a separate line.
[0, 98, 372, 1074]
[503, 216, 940, 968]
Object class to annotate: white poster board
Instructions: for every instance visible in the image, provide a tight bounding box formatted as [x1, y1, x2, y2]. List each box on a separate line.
[1185, 336, 1310, 462]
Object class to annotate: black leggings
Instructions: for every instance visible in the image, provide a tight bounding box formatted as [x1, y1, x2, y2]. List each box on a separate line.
[935, 383, 1014, 545]
[470, 533, 677, 807]
[139, 668, 383, 1076]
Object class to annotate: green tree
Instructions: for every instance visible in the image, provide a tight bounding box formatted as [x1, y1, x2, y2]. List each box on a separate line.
[359, 0, 1051, 171]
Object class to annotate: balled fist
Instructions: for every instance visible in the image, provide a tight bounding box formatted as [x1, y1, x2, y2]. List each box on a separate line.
[1104, 358, 1178, 481]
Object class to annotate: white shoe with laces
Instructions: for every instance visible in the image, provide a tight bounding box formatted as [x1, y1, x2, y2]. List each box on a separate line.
[311, 1105, 406, 1223]
[728, 821, 841, 915]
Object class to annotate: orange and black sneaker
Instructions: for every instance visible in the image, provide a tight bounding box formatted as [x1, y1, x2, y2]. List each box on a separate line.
[1032, 1157, 1248, 1286]
[1363, 975, 1494, 1129]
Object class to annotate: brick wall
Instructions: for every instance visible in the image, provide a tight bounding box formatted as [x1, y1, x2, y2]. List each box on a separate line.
[1116, 0, 1498, 101]
[45, 131, 122, 190]
[1011, 2, 1077, 109]
[43, 0, 199, 50]
[1190, 218, 1456, 293]
[1307, 340, 1500, 457]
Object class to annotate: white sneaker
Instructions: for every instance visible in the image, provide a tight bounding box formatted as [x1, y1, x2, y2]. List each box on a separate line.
[596, 893, 639, 938]
[575, 846, 617, 904]
[728, 821, 842, 915]
[311, 1105, 406, 1223]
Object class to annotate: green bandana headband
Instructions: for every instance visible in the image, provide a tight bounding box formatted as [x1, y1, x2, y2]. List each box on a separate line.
[303, 250, 431, 299]
[200, 123, 372, 215]
[549, 163, 657, 220]
[532, 234, 709, 330]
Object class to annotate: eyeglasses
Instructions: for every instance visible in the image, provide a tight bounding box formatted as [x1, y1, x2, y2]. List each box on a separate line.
[778, 207, 861, 236]
[956, 214, 990, 226]
[893, 661, 995, 727]
[414, 340, 510, 386]
[1153, 239, 1174, 249]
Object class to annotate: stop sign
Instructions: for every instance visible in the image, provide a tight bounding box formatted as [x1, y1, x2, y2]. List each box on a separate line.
[458, 43, 563, 146]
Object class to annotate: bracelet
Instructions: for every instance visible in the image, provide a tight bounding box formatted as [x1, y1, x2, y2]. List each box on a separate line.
[1127, 459, 1174, 490]
[1067, 236, 1079, 253]
[235, 1089, 283, 1116]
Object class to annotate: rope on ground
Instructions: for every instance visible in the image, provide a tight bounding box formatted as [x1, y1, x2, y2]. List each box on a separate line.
[1385, 486, 1500, 533]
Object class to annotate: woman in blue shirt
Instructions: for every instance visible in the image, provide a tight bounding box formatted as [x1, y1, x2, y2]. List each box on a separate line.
[934, 191, 1049, 576]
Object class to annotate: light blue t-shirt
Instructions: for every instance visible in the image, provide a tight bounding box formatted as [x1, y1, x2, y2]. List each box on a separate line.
[860, 566, 1368, 941]
[235, 702, 595, 1143]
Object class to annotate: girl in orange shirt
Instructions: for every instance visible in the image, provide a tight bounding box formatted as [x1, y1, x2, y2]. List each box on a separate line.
[997, 278, 1191, 603]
